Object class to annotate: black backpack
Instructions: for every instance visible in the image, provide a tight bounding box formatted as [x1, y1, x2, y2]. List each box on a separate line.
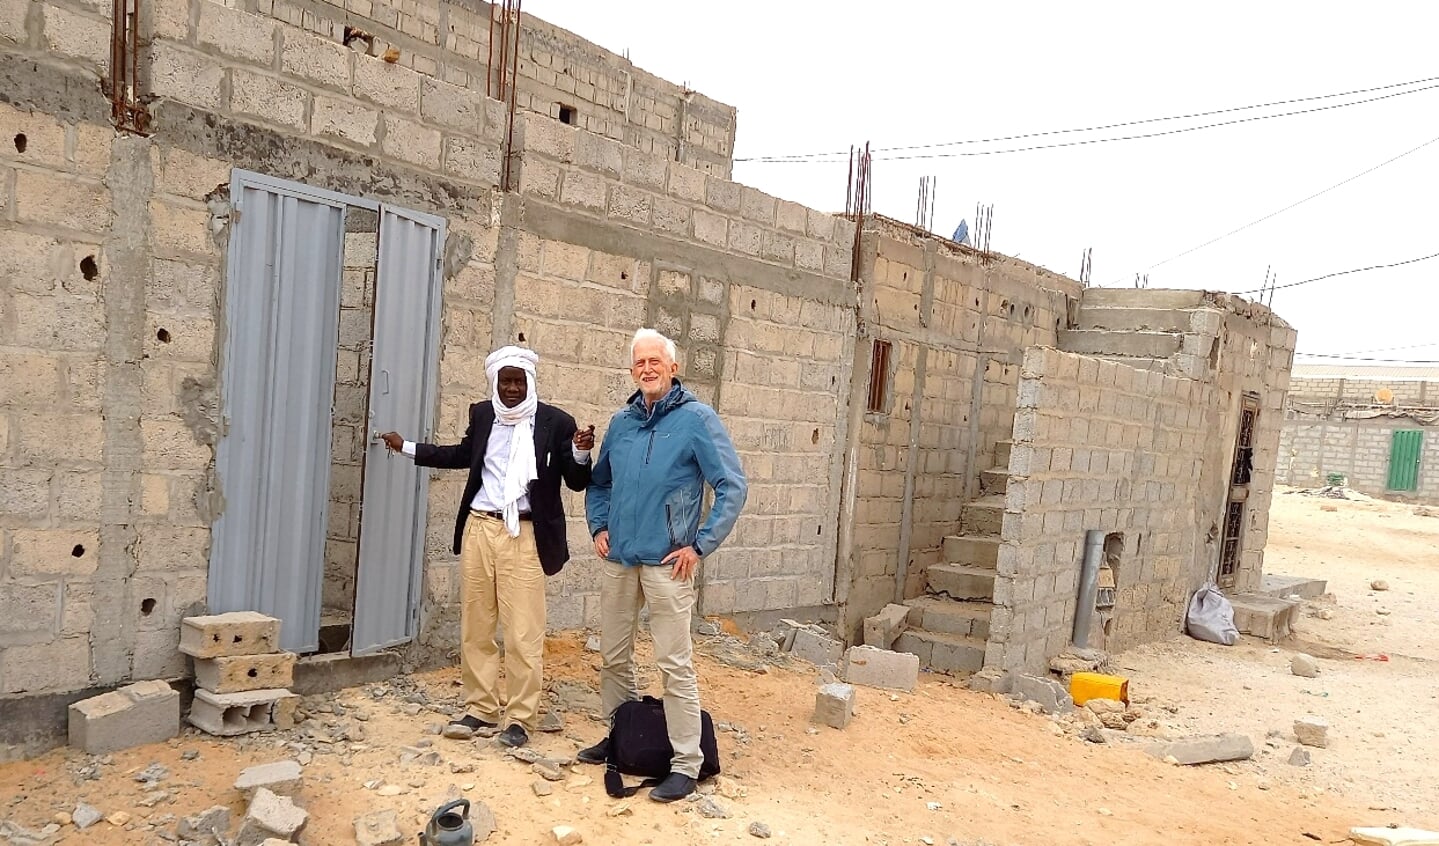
[603, 695, 721, 798]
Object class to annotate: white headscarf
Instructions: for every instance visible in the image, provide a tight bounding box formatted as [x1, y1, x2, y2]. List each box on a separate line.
[485, 346, 539, 536]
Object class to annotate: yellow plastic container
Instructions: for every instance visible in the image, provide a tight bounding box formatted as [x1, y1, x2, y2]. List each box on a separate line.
[1068, 672, 1129, 706]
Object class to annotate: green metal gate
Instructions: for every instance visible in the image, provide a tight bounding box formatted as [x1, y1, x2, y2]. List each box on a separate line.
[1386, 430, 1423, 492]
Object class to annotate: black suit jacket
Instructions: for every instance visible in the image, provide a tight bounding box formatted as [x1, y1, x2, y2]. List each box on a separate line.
[414, 401, 590, 575]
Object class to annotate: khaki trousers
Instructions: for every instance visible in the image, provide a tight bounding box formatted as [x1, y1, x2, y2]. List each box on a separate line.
[598, 561, 702, 778]
[459, 513, 545, 731]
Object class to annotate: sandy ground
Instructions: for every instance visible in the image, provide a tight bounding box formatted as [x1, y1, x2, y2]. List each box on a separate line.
[2, 487, 1435, 845]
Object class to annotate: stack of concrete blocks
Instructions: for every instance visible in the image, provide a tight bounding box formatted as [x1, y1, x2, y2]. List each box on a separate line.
[181, 612, 300, 736]
[68, 679, 181, 754]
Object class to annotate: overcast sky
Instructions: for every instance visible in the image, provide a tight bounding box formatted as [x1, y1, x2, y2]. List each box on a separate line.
[532, 1, 1439, 364]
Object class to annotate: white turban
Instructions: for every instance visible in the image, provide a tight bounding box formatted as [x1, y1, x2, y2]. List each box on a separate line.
[485, 346, 539, 536]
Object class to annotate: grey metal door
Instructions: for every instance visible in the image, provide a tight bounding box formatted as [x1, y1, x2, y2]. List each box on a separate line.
[210, 172, 349, 653]
[350, 205, 446, 655]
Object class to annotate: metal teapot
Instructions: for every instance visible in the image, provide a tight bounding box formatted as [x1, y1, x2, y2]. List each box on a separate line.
[418, 799, 474, 846]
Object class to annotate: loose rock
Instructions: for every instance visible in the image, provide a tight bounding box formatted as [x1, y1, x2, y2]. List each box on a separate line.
[533, 761, 565, 782]
[1290, 654, 1320, 678]
[1289, 746, 1311, 766]
[696, 796, 730, 819]
[749, 821, 773, 839]
[1370, 579, 1390, 591]
[73, 803, 103, 830]
[533, 780, 554, 797]
[552, 825, 583, 845]
[354, 809, 404, 846]
[1294, 717, 1329, 748]
[177, 805, 231, 840]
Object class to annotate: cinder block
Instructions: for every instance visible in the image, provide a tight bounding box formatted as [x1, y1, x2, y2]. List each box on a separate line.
[1011, 673, 1074, 714]
[234, 759, 303, 798]
[195, 651, 296, 694]
[235, 788, 308, 846]
[68, 679, 179, 754]
[843, 645, 919, 692]
[188, 687, 297, 736]
[862, 604, 911, 649]
[1147, 733, 1254, 765]
[770, 619, 801, 651]
[926, 564, 995, 600]
[180, 612, 281, 658]
[790, 626, 843, 666]
[813, 682, 854, 729]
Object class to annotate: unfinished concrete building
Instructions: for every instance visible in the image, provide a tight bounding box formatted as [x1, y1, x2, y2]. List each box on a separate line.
[0, 0, 1296, 754]
[1279, 365, 1438, 502]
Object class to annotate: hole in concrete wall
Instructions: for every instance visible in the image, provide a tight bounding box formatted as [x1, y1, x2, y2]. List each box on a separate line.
[140, 598, 156, 615]
[72, 544, 85, 557]
[1208, 336, 1221, 370]
[620, 271, 628, 280]
[1024, 305, 1031, 319]
[558, 104, 576, 125]
[156, 328, 172, 343]
[811, 428, 819, 444]
[13, 133, 26, 153]
[80, 255, 99, 280]
[816, 524, 822, 535]
[517, 332, 526, 343]
[247, 667, 259, 678]
[750, 299, 756, 310]
[233, 634, 243, 643]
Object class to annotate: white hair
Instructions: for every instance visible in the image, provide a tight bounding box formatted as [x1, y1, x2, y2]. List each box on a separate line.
[629, 328, 677, 364]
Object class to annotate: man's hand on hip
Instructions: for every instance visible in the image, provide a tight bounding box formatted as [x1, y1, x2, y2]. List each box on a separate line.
[663, 546, 700, 581]
[593, 530, 610, 558]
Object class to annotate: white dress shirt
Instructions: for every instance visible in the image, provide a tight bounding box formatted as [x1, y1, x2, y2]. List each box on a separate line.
[403, 424, 590, 513]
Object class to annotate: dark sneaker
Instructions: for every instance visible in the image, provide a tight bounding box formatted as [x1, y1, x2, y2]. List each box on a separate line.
[576, 737, 610, 764]
[442, 715, 497, 740]
[648, 772, 696, 803]
[496, 724, 530, 748]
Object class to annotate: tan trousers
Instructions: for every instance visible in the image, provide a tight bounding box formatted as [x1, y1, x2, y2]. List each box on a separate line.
[460, 513, 545, 731]
[598, 561, 702, 778]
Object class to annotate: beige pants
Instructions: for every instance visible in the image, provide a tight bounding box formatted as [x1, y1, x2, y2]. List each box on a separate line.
[598, 561, 702, 778]
[460, 513, 545, 731]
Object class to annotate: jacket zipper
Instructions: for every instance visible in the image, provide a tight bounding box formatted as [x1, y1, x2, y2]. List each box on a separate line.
[665, 504, 676, 547]
[644, 431, 656, 464]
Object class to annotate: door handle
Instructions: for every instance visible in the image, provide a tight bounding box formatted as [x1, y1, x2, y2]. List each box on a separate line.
[380, 369, 391, 396]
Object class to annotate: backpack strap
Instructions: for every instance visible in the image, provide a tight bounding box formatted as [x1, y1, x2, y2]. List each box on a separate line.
[603, 735, 662, 798]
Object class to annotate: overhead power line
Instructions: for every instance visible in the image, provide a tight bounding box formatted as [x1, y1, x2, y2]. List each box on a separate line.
[1234, 250, 1439, 296]
[1296, 342, 1439, 357]
[1292, 354, 1439, 364]
[1112, 132, 1439, 283]
[737, 76, 1439, 163]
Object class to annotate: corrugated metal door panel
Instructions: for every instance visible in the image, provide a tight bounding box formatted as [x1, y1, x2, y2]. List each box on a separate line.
[210, 176, 345, 654]
[1387, 429, 1423, 492]
[350, 205, 446, 655]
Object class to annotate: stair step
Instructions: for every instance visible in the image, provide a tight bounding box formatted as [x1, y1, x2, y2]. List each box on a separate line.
[960, 496, 1005, 536]
[1060, 328, 1183, 359]
[941, 535, 1000, 568]
[1077, 305, 1191, 333]
[926, 563, 995, 601]
[993, 440, 1013, 469]
[1094, 355, 1168, 372]
[1260, 574, 1328, 600]
[903, 596, 991, 640]
[1080, 288, 1206, 309]
[980, 468, 1008, 494]
[1225, 593, 1301, 642]
[893, 629, 986, 675]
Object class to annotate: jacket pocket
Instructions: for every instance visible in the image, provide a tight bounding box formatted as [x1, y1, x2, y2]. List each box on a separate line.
[664, 488, 700, 548]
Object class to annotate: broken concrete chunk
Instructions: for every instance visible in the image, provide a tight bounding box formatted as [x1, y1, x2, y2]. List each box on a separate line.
[749, 821, 773, 839]
[1011, 674, 1074, 714]
[1294, 716, 1329, 748]
[354, 809, 404, 846]
[552, 825, 583, 845]
[68, 680, 180, 754]
[813, 682, 855, 729]
[1290, 653, 1319, 678]
[235, 787, 308, 846]
[1349, 827, 1439, 846]
[177, 805, 232, 840]
[195, 652, 298, 694]
[770, 619, 802, 652]
[1288, 746, 1311, 766]
[862, 604, 912, 649]
[790, 626, 843, 666]
[842, 645, 919, 692]
[1146, 733, 1254, 765]
[73, 803, 103, 829]
[234, 759, 303, 798]
[180, 611, 282, 659]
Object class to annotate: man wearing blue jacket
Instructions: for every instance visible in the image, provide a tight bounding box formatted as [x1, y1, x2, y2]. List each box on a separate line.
[577, 328, 748, 802]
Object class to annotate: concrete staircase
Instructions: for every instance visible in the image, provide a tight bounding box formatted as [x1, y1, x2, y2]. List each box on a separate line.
[1059, 288, 1222, 378]
[893, 441, 1013, 676]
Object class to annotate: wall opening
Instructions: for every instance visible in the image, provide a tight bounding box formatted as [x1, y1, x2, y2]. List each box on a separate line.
[1217, 393, 1260, 588]
[1096, 532, 1121, 638]
[866, 339, 892, 413]
[558, 104, 576, 125]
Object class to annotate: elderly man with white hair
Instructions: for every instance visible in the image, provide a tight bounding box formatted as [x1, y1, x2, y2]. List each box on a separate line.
[381, 345, 593, 749]
[578, 328, 748, 802]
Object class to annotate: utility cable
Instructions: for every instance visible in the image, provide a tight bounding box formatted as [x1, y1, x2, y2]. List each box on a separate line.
[1234, 250, 1439, 295]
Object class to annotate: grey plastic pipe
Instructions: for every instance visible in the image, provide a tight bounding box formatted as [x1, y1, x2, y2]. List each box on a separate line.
[1072, 529, 1105, 648]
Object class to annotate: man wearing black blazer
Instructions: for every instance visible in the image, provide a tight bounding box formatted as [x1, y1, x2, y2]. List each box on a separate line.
[380, 346, 592, 749]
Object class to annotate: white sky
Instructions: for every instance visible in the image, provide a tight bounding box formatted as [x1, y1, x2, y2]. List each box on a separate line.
[531, 1, 1439, 364]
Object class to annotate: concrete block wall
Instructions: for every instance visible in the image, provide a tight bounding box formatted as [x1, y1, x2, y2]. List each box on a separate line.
[507, 110, 857, 624]
[167, 0, 738, 176]
[1287, 376, 1434, 407]
[837, 216, 1079, 640]
[989, 348, 1212, 672]
[1280, 419, 1438, 501]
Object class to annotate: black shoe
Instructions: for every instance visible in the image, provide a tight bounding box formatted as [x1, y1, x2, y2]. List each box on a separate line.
[576, 737, 610, 764]
[443, 715, 497, 739]
[496, 724, 529, 748]
[648, 772, 696, 803]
